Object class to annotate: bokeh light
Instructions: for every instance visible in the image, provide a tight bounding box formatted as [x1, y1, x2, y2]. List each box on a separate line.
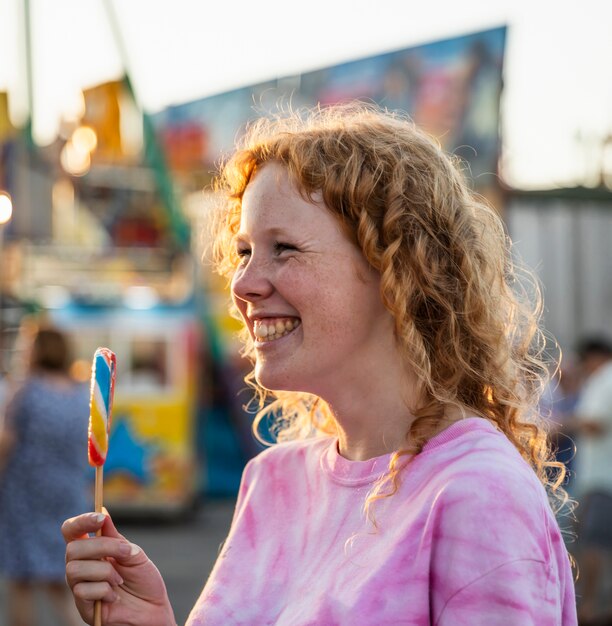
[0, 191, 13, 225]
[60, 139, 91, 176]
[71, 125, 98, 154]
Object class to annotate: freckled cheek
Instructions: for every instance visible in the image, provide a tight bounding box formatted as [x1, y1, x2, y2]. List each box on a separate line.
[318, 318, 352, 351]
[307, 287, 349, 342]
[276, 264, 359, 337]
[275, 267, 317, 304]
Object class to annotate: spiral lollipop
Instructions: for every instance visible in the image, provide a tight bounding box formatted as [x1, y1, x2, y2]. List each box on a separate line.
[87, 347, 116, 626]
[88, 348, 116, 467]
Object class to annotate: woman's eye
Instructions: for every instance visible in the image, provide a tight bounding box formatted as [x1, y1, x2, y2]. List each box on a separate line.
[274, 242, 297, 254]
[236, 248, 251, 264]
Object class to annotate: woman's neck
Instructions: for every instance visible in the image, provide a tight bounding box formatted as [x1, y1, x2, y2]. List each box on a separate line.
[324, 371, 468, 461]
[34, 370, 73, 386]
[323, 359, 421, 461]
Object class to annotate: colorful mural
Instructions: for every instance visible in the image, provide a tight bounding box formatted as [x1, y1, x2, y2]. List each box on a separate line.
[153, 27, 506, 189]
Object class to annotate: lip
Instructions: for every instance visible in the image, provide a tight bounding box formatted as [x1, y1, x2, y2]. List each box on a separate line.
[248, 312, 300, 323]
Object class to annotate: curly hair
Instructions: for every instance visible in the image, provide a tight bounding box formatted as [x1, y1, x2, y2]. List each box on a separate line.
[211, 103, 568, 520]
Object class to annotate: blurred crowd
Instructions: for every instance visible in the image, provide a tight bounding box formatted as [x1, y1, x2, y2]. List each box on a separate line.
[545, 336, 612, 625]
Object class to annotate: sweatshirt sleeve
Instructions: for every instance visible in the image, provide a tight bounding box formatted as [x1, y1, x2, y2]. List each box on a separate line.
[435, 558, 556, 626]
[426, 453, 573, 626]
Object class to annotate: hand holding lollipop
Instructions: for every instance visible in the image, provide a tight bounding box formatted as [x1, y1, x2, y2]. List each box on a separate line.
[63, 347, 175, 626]
[88, 347, 116, 626]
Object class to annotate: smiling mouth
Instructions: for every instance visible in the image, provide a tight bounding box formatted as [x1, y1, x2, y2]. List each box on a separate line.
[253, 317, 301, 342]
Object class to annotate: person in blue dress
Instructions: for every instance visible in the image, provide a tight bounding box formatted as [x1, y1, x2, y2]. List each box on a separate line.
[0, 325, 89, 626]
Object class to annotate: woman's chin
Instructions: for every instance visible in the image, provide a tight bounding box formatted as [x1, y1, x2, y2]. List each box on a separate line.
[255, 367, 304, 395]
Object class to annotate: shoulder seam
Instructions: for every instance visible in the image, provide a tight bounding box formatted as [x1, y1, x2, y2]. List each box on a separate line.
[434, 557, 548, 626]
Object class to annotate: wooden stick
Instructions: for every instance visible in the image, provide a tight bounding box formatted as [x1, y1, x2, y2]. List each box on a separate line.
[94, 465, 104, 626]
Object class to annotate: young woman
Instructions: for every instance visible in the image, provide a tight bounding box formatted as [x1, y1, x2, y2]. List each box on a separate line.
[62, 105, 577, 625]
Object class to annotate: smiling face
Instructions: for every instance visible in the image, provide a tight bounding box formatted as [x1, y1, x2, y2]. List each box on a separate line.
[231, 162, 397, 397]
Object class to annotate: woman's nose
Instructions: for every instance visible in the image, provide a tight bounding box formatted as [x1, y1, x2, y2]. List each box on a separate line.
[231, 257, 274, 303]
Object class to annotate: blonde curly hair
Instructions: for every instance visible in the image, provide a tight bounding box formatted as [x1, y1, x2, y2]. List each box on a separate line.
[212, 103, 568, 519]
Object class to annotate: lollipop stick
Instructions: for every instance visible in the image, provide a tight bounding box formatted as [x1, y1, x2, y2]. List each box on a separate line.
[94, 466, 104, 626]
[94, 466, 104, 514]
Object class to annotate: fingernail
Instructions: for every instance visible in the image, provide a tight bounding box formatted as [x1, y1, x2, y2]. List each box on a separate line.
[89, 512, 105, 523]
[119, 542, 140, 557]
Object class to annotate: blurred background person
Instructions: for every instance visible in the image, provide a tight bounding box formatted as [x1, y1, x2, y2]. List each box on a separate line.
[543, 359, 580, 496]
[0, 325, 88, 626]
[568, 336, 612, 624]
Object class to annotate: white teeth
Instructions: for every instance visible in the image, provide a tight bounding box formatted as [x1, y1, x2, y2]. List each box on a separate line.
[254, 325, 268, 339]
[253, 318, 301, 342]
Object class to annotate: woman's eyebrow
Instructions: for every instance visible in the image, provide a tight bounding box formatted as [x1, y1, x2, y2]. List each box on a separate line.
[267, 227, 298, 239]
[236, 226, 295, 240]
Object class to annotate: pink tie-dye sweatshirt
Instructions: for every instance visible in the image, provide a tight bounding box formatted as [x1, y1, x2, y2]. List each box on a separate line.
[187, 417, 577, 625]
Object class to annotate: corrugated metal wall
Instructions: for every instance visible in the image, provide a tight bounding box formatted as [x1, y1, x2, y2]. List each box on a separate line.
[506, 195, 612, 354]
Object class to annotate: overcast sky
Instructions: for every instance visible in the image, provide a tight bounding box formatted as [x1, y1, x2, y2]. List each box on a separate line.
[0, 0, 610, 189]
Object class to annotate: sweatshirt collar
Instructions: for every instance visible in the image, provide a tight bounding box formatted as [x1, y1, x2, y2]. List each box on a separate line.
[320, 417, 496, 486]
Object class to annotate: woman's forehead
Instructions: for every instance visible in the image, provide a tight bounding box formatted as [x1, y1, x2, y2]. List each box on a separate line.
[243, 163, 303, 205]
[240, 164, 329, 231]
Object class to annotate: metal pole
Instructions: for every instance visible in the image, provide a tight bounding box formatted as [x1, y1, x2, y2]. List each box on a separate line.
[101, 0, 190, 249]
[23, 0, 35, 148]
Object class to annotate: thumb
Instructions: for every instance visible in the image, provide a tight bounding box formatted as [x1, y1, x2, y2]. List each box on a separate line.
[101, 506, 146, 566]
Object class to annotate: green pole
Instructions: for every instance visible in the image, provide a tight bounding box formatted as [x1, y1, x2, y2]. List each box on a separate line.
[101, 0, 190, 249]
[100, 0, 224, 362]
